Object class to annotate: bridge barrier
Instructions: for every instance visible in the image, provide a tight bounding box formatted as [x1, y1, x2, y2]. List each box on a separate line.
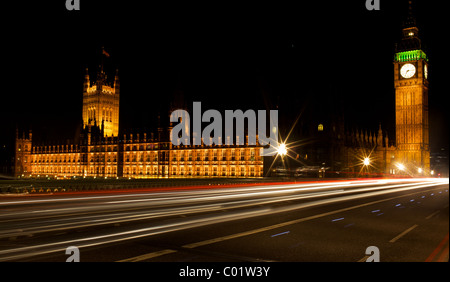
[0, 177, 299, 195]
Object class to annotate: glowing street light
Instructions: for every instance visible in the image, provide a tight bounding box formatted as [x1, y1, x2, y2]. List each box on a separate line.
[363, 157, 370, 166]
[277, 143, 287, 156]
[418, 167, 423, 174]
[396, 163, 405, 171]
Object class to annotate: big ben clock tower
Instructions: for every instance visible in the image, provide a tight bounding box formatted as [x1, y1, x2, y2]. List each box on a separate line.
[393, 1, 430, 174]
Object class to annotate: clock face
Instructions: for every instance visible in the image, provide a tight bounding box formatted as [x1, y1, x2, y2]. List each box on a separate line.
[424, 64, 428, 79]
[400, 63, 416, 79]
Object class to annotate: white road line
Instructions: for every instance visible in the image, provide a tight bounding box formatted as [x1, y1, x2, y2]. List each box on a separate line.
[1, 180, 437, 262]
[425, 210, 440, 220]
[183, 184, 439, 249]
[357, 255, 370, 262]
[118, 186, 442, 262]
[389, 224, 418, 243]
[117, 249, 177, 262]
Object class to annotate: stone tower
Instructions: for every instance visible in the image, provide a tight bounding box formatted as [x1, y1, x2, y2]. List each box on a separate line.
[82, 48, 120, 137]
[14, 129, 32, 178]
[393, 1, 430, 174]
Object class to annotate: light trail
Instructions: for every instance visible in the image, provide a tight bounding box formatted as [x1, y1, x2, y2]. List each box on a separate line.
[0, 178, 434, 223]
[0, 178, 447, 261]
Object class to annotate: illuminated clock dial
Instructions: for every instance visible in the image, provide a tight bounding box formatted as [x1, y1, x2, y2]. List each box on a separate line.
[424, 64, 428, 79]
[400, 63, 416, 79]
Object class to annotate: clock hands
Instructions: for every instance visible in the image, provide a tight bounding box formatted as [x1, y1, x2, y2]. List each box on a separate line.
[401, 64, 415, 78]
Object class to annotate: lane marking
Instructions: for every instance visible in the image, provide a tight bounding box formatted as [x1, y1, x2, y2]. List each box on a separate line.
[425, 233, 449, 262]
[183, 187, 439, 249]
[117, 185, 446, 262]
[425, 210, 440, 220]
[389, 224, 418, 243]
[271, 231, 290, 237]
[357, 255, 370, 262]
[117, 249, 177, 262]
[436, 242, 449, 262]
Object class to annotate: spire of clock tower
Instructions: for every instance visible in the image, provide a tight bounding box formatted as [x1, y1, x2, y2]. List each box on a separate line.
[397, 0, 421, 52]
[403, 1, 416, 29]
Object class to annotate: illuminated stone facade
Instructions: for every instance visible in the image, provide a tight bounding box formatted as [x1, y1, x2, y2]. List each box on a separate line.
[13, 5, 431, 179]
[15, 65, 264, 179]
[393, 17, 430, 174]
[23, 134, 263, 179]
[82, 67, 120, 138]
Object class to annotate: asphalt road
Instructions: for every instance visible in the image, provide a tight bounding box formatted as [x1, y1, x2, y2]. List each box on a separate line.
[0, 178, 448, 262]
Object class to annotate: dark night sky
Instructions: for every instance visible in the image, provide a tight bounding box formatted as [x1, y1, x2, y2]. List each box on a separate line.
[1, 1, 448, 157]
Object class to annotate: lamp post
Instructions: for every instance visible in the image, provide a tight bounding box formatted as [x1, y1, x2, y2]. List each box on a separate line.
[363, 157, 370, 167]
[277, 143, 287, 157]
[363, 157, 371, 177]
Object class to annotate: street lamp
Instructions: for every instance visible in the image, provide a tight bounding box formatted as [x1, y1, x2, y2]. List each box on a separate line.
[396, 163, 405, 171]
[277, 143, 287, 156]
[363, 157, 370, 167]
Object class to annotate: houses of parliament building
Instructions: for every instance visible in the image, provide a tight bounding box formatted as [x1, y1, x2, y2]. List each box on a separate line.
[14, 61, 265, 179]
[14, 3, 431, 179]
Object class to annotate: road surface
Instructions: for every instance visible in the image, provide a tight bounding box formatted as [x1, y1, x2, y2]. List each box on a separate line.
[0, 178, 448, 262]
